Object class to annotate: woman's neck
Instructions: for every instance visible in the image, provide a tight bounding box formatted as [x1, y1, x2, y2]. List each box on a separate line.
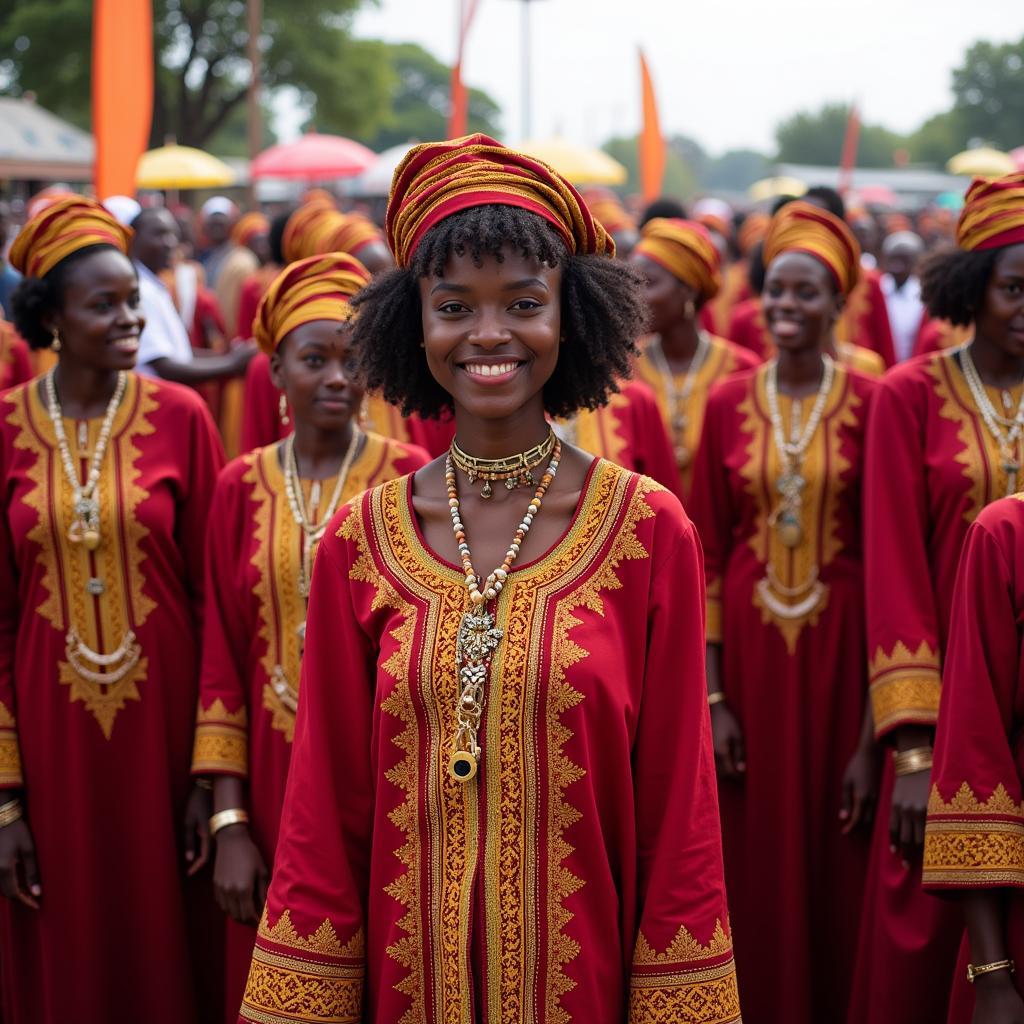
[658, 318, 701, 364]
[969, 334, 1024, 390]
[290, 418, 356, 479]
[775, 344, 826, 396]
[52, 358, 121, 420]
[452, 400, 551, 460]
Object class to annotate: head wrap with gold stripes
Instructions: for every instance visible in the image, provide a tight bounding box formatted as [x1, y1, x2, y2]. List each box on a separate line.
[632, 218, 722, 300]
[738, 212, 770, 256]
[230, 211, 270, 248]
[281, 199, 340, 264]
[581, 188, 637, 236]
[9, 195, 133, 280]
[763, 201, 861, 295]
[956, 173, 1024, 252]
[253, 252, 371, 354]
[386, 133, 612, 267]
[328, 211, 386, 256]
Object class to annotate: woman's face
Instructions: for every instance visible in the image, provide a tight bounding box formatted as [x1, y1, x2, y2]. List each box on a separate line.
[270, 319, 364, 433]
[629, 253, 696, 335]
[762, 252, 842, 354]
[47, 249, 144, 372]
[419, 247, 562, 423]
[976, 244, 1024, 359]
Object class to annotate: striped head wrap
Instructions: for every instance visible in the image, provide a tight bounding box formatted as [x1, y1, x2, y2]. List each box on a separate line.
[581, 188, 636, 236]
[253, 252, 371, 355]
[328, 212, 386, 256]
[763, 201, 861, 296]
[738, 212, 770, 255]
[386, 133, 613, 267]
[231, 211, 270, 248]
[281, 199, 338, 264]
[956, 173, 1024, 252]
[632, 218, 722, 300]
[10, 195, 133, 280]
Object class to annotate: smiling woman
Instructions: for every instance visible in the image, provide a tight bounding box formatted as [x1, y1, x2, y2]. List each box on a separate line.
[0, 196, 226, 1024]
[237, 135, 741, 1024]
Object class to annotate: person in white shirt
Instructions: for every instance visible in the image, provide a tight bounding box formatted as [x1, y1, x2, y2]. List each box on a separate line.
[880, 231, 926, 363]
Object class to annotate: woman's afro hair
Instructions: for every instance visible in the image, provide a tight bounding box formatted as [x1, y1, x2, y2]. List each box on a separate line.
[919, 244, 999, 326]
[349, 205, 649, 420]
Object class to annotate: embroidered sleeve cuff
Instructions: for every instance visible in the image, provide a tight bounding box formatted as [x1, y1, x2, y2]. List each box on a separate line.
[192, 699, 248, 777]
[706, 579, 723, 645]
[239, 909, 364, 1024]
[0, 704, 23, 788]
[924, 783, 1024, 890]
[869, 641, 942, 739]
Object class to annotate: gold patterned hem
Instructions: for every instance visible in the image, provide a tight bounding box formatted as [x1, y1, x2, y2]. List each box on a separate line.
[0, 704, 22, 786]
[192, 699, 248, 776]
[869, 640, 941, 736]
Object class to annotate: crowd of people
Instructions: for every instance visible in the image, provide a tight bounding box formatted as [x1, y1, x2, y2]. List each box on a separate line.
[0, 134, 1022, 1024]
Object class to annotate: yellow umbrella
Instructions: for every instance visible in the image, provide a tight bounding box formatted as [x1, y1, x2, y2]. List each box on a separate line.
[748, 176, 807, 202]
[946, 147, 1016, 178]
[136, 145, 235, 189]
[520, 137, 627, 186]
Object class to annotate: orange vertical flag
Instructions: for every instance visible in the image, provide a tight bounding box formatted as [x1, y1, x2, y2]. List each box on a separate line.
[838, 103, 861, 196]
[448, 0, 481, 139]
[93, 0, 154, 199]
[638, 50, 666, 202]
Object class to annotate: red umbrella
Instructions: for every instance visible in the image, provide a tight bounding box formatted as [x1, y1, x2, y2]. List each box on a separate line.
[250, 133, 377, 180]
[855, 184, 898, 207]
[1011, 147, 1024, 172]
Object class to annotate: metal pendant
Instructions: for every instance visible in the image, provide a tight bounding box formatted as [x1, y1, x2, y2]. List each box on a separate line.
[481, 480, 493, 499]
[776, 511, 804, 549]
[449, 750, 478, 781]
[674, 445, 691, 470]
[86, 577, 106, 596]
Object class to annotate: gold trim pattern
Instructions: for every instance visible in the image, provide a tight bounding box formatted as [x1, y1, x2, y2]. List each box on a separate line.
[0, 703, 22, 786]
[570, 390, 630, 466]
[192, 698, 249, 775]
[928, 781, 1024, 818]
[869, 640, 941, 734]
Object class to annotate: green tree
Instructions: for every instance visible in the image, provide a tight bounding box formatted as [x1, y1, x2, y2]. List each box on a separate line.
[364, 42, 501, 151]
[704, 149, 770, 192]
[951, 36, 1024, 149]
[775, 103, 905, 167]
[0, 0, 393, 150]
[602, 135, 698, 200]
[906, 110, 968, 166]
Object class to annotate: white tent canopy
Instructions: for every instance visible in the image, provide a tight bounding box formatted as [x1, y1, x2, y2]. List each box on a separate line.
[0, 97, 94, 181]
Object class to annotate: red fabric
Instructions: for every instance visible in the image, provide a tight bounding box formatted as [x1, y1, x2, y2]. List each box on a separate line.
[236, 267, 279, 341]
[0, 376, 225, 1024]
[850, 350, 1021, 1024]
[725, 298, 772, 362]
[0, 323, 33, 393]
[689, 364, 875, 1023]
[237, 464, 739, 1023]
[839, 268, 897, 367]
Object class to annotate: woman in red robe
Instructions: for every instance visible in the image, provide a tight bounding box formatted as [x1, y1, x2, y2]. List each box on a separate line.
[689, 201, 876, 1024]
[192, 252, 429, 1022]
[0, 320, 32, 392]
[923, 495, 1024, 1023]
[629, 217, 759, 502]
[0, 198, 225, 1023]
[851, 172, 1024, 1024]
[237, 135, 740, 1024]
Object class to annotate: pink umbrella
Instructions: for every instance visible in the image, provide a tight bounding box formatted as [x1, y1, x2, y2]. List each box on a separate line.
[251, 133, 377, 180]
[856, 184, 898, 207]
[1011, 147, 1024, 172]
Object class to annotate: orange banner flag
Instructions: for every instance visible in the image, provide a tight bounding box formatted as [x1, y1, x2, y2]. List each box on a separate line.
[93, 0, 153, 199]
[639, 50, 666, 202]
[448, 0, 481, 139]
[838, 103, 861, 196]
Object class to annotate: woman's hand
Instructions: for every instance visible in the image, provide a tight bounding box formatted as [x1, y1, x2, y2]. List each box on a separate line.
[183, 783, 212, 877]
[710, 701, 746, 782]
[889, 768, 931, 865]
[840, 741, 880, 835]
[214, 826, 269, 926]
[0, 819, 41, 909]
[972, 970, 1024, 1023]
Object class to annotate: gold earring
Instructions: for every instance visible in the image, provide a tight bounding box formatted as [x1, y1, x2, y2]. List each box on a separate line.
[278, 393, 290, 426]
[51, 328, 62, 352]
[684, 300, 696, 320]
[357, 394, 370, 428]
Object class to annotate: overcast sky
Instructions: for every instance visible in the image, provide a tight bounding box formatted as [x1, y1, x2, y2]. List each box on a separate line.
[348, 0, 1024, 154]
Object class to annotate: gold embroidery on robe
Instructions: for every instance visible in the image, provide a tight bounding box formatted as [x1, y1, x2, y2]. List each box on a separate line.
[0, 704, 22, 786]
[192, 698, 249, 775]
[869, 640, 941, 734]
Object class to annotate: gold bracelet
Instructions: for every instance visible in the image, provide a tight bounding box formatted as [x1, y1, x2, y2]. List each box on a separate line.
[707, 691, 728, 707]
[209, 808, 249, 836]
[893, 746, 934, 777]
[0, 798, 22, 829]
[968, 958, 1015, 983]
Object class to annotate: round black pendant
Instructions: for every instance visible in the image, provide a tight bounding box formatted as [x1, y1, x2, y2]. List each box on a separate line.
[449, 751, 478, 782]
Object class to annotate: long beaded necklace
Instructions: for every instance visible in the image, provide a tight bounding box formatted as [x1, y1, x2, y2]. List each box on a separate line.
[45, 368, 127, 551]
[960, 344, 1024, 495]
[449, 428, 556, 498]
[645, 332, 711, 470]
[445, 436, 561, 782]
[765, 355, 835, 549]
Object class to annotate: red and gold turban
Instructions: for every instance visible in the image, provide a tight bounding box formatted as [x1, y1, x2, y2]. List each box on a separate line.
[253, 252, 371, 354]
[231, 211, 270, 248]
[386, 133, 612, 267]
[956, 173, 1024, 252]
[9, 195, 133, 280]
[328, 212, 386, 256]
[281, 200, 340, 264]
[763, 201, 861, 295]
[738, 212, 770, 256]
[581, 188, 636, 236]
[632, 218, 721, 300]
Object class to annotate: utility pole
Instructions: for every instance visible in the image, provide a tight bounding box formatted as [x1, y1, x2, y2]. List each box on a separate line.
[246, 0, 262, 207]
[506, 0, 545, 141]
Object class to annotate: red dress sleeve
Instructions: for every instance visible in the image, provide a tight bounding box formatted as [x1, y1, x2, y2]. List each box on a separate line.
[626, 381, 683, 501]
[0, 415, 23, 790]
[924, 500, 1024, 890]
[628, 506, 740, 1021]
[238, 507, 373, 1022]
[864, 372, 941, 739]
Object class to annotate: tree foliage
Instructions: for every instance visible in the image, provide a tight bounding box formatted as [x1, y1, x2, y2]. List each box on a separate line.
[950, 36, 1024, 149]
[775, 103, 904, 167]
[364, 42, 501, 151]
[602, 136, 698, 200]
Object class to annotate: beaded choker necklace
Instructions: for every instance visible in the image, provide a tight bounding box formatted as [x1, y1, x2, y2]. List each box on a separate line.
[445, 436, 562, 781]
[449, 428, 556, 498]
